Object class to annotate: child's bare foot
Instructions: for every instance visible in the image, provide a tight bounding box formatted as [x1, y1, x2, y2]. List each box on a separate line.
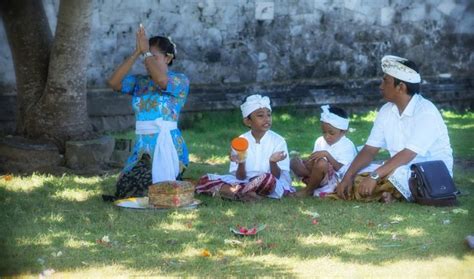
[285, 191, 297, 197]
[238, 191, 262, 202]
[381, 192, 396, 203]
[295, 189, 313, 198]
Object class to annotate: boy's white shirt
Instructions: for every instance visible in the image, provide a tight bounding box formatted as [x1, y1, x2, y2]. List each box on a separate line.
[312, 135, 357, 176]
[225, 130, 292, 198]
[230, 130, 290, 174]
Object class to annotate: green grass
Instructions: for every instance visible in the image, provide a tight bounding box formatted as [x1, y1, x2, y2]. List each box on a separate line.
[1, 110, 473, 277]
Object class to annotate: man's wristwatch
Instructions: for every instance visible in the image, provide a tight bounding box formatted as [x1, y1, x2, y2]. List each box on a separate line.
[142, 51, 154, 59]
[369, 171, 380, 181]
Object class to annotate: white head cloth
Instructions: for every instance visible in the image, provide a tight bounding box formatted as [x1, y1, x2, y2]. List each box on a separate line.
[381, 55, 421, 83]
[320, 105, 349, 130]
[240, 94, 272, 118]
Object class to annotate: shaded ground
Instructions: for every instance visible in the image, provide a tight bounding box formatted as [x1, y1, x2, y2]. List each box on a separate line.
[455, 158, 474, 171]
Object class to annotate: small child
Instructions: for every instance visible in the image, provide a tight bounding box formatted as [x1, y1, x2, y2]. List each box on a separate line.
[291, 105, 357, 197]
[195, 94, 295, 201]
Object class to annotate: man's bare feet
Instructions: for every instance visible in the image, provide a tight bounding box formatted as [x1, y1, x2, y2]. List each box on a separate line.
[381, 192, 396, 203]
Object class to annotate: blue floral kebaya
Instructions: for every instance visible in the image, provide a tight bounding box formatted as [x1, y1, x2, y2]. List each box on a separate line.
[120, 71, 190, 174]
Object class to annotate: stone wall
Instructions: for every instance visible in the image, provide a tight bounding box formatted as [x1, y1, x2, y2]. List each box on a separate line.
[1, 76, 472, 135]
[1, 0, 473, 133]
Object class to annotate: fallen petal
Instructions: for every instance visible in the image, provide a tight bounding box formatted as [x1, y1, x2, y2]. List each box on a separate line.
[452, 208, 468, 215]
[200, 249, 211, 257]
[40, 269, 55, 278]
[3, 174, 13, 181]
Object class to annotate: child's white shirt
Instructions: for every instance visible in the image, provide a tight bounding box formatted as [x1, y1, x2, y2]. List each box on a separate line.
[312, 135, 357, 176]
[229, 130, 292, 198]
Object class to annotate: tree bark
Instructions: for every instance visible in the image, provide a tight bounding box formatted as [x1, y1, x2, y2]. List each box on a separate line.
[0, 0, 52, 135]
[1, 0, 94, 151]
[31, 0, 94, 148]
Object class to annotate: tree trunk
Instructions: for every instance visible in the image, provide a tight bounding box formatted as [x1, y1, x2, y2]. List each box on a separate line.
[1, 0, 94, 151]
[0, 0, 52, 135]
[31, 0, 94, 149]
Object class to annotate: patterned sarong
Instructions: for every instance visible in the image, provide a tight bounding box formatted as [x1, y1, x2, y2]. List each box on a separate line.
[195, 173, 276, 199]
[115, 154, 186, 199]
[327, 172, 402, 202]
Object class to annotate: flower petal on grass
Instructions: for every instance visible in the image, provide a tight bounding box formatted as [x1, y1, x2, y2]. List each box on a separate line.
[452, 208, 468, 215]
[96, 236, 112, 247]
[200, 249, 211, 257]
[39, 268, 55, 278]
[51, 251, 63, 257]
[2, 174, 13, 181]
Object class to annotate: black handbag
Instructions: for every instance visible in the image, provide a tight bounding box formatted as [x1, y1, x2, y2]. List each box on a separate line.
[409, 160, 459, 206]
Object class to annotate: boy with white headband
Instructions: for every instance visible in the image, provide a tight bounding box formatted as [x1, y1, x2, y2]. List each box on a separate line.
[291, 105, 357, 197]
[196, 94, 295, 201]
[336, 55, 453, 203]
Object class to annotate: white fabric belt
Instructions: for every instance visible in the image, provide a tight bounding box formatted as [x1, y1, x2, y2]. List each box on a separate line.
[136, 119, 179, 183]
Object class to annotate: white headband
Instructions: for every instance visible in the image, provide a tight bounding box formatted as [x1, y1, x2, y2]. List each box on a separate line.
[240, 94, 272, 118]
[381, 55, 421, 83]
[320, 105, 349, 130]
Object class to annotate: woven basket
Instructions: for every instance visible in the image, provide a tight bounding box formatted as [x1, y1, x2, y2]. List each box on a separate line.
[148, 181, 195, 208]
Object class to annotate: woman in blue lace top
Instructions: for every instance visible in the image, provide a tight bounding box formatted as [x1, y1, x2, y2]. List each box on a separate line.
[107, 25, 189, 198]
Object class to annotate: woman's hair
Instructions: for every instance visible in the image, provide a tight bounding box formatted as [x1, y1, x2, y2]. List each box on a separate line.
[328, 106, 348, 119]
[149, 36, 177, 66]
[393, 60, 420, 96]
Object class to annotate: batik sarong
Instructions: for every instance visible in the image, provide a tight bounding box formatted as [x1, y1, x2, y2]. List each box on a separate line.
[195, 173, 276, 200]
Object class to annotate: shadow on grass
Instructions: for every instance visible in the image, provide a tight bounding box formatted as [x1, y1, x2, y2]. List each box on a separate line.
[0, 178, 296, 277]
[1, 163, 473, 276]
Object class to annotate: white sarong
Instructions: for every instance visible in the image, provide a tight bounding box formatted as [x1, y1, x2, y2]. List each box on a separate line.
[135, 119, 179, 183]
[388, 165, 413, 201]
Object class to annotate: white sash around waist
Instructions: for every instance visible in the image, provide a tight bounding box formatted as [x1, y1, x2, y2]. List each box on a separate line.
[136, 119, 179, 183]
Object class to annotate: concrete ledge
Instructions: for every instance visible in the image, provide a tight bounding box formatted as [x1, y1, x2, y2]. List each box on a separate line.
[0, 136, 63, 172]
[65, 135, 115, 170]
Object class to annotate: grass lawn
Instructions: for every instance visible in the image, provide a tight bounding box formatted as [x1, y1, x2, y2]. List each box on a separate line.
[1, 110, 473, 277]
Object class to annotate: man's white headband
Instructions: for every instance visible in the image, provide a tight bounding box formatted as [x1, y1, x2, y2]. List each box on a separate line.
[241, 94, 272, 118]
[381, 55, 421, 83]
[320, 105, 349, 130]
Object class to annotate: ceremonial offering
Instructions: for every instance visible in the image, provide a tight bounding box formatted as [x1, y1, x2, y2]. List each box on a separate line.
[231, 137, 249, 162]
[230, 224, 266, 236]
[148, 180, 195, 208]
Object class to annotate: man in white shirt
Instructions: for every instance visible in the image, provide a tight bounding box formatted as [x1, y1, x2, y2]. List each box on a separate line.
[335, 55, 453, 202]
